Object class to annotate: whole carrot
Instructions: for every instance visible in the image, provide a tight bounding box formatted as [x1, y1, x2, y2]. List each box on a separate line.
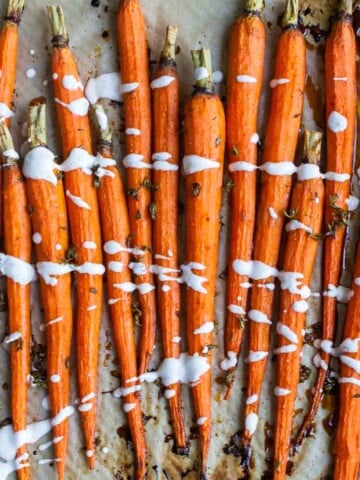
[221, 0, 265, 396]
[94, 103, 146, 480]
[0, 122, 33, 480]
[241, 0, 306, 459]
[296, 0, 356, 445]
[117, 0, 157, 376]
[48, 6, 104, 468]
[0, 0, 25, 241]
[23, 98, 72, 480]
[150, 26, 187, 453]
[183, 48, 225, 479]
[333, 240, 360, 479]
[273, 131, 324, 480]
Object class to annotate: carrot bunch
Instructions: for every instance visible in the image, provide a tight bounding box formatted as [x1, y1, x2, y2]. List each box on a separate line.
[241, 0, 306, 459]
[48, 5, 104, 467]
[150, 26, 187, 453]
[23, 98, 73, 480]
[93, 103, 146, 479]
[273, 130, 324, 479]
[297, 0, 356, 444]
[0, 121, 32, 480]
[183, 48, 225, 479]
[117, 0, 157, 376]
[222, 0, 265, 395]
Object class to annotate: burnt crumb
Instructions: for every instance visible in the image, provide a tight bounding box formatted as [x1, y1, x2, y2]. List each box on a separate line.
[104, 5, 109, 13]
[303, 422, 316, 439]
[189, 425, 200, 440]
[286, 460, 295, 476]
[173, 443, 190, 456]
[223, 430, 252, 472]
[322, 412, 336, 436]
[91, 0, 100, 6]
[102, 30, 109, 40]
[142, 414, 156, 424]
[0, 292, 8, 312]
[2, 383, 8, 390]
[323, 373, 338, 396]
[175, 45, 181, 55]
[304, 321, 322, 345]
[116, 425, 132, 449]
[299, 364, 311, 383]
[164, 433, 174, 443]
[0, 417, 11, 427]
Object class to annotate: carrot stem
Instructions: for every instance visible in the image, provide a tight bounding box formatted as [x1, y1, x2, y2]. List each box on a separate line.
[303, 130, 322, 165]
[0, 119, 15, 159]
[93, 103, 112, 144]
[160, 25, 178, 62]
[244, 0, 264, 12]
[28, 97, 47, 149]
[282, 0, 298, 27]
[191, 48, 214, 91]
[6, 0, 25, 21]
[47, 5, 68, 42]
[338, 0, 352, 16]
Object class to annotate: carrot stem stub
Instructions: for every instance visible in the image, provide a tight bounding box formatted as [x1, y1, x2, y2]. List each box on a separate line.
[183, 47, 225, 478]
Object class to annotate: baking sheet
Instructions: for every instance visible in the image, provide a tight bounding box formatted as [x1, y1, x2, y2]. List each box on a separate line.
[0, 0, 353, 478]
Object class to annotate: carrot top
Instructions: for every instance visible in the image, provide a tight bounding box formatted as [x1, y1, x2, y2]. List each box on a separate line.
[244, 0, 264, 13]
[160, 25, 178, 66]
[6, 0, 25, 22]
[282, 0, 298, 28]
[27, 97, 47, 149]
[47, 5, 69, 45]
[0, 118, 16, 160]
[93, 103, 112, 144]
[191, 48, 214, 92]
[338, 0, 352, 17]
[303, 129, 322, 165]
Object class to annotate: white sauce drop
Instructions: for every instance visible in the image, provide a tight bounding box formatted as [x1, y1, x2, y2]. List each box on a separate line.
[123, 153, 151, 169]
[123, 403, 136, 412]
[66, 190, 91, 210]
[26, 68, 36, 79]
[121, 82, 139, 94]
[323, 284, 353, 303]
[95, 109, 108, 130]
[268, 207, 278, 219]
[232, 259, 278, 280]
[193, 322, 214, 335]
[236, 75, 257, 83]
[180, 262, 208, 293]
[274, 386, 291, 396]
[292, 300, 309, 313]
[62, 74, 83, 91]
[172, 336, 181, 343]
[276, 322, 298, 344]
[50, 374, 61, 383]
[152, 152, 178, 171]
[195, 67, 209, 80]
[250, 133, 259, 144]
[273, 344, 297, 354]
[245, 413, 258, 435]
[164, 389, 176, 399]
[108, 261, 124, 273]
[246, 394, 258, 405]
[213, 71, 224, 83]
[285, 219, 312, 235]
[126, 128, 141, 136]
[220, 351, 237, 371]
[228, 161, 257, 173]
[270, 78, 290, 88]
[32, 233, 42, 244]
[248, 310, 272, 325]
[228, 304, 245, 315]
[328, 111, 347, 133]
[197, 417, 208, 426]
[82, 241, 97, 249]
[346, 195, 359, 211]
[246, 351, 268, 363]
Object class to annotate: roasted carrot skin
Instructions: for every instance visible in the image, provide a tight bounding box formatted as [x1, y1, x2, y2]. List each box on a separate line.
[117, 0, 157, 376]
[24, 98, 72, 480]
[151, 28, 187, 453]
[223, 5, 265, 387]
[1, 134, 31, 480]
[49, 7, 103, 468]
[183, 54, 225, 478]
[96, 128, 146, 480]
[333, 241, 360, 480]
[274, 158, 324, 479]
[297, 8, 356, 444]
[242, 17, 306, 450]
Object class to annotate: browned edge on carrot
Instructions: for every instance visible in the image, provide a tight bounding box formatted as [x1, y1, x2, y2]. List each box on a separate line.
[24, 97, 73, 480]
[183, 47, 225, 479]
[333, 243, 360, 478]
[48, 5, 104, 468]
[117, 0, 157, 376]
[273, 130, 324, 480]
[241, 0, 306, 467]
[0, 0, 25, 246]
[150, 25, 188, 453]
[0, 120, 32, 480]
[221, 0, 265, 398]
[295, 0, 356, 448]
[93, 103, 147, 479]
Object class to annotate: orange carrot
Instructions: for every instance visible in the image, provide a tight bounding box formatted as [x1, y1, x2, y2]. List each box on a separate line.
[273, 131, 324, 480]
[151, 26, 187, 453]
[333, 241, 360, 479]
[22, 98, 73, 480]
[117, 0, 157, 376]
[0, 0, 25, 245]
[93, 103, 146, 480]
[183, 48, 225, 479]
[48, 6, 104, 468]
[296, 0, 356, 445]
[0, 121, 32, 480]
[241, 0, 306, 461]
[222, 0, 265, 396]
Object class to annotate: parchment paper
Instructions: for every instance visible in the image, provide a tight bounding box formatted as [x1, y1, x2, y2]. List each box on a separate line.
[0, 0, 353, 479]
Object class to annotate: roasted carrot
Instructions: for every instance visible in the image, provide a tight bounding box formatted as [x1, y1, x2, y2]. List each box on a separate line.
[0, 122, 32, 480]
[93, 103, 146, 479]
[48, 6, 104, 468]
[22, 98, 73, 480]
[150, 26, 187, 453]
[117, 0, 157, 376]
[183, 48, 225, 479]
[273, 131, 324, 480]
[296, 0, 356, 445]
[0, 0, 25, 242]
[221, 0, 265, 396]
[333, 241, 360, 479]
[241, 0, 306, 459]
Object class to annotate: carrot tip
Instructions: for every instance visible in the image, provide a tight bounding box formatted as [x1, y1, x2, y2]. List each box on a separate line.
[282, 0, 298, 28]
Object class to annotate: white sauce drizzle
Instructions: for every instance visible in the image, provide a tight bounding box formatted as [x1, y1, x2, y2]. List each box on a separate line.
[197, 417, 208, 426]
[126, 128, 141, 136]
[292, 300, 309, 313]
[346, 195, 359, 211]
[193, 322, 214, 335]
[246, 351, 268, 363]
[245, 413, 258, 435]
[164, 389, 176, 399]
[50, 375, 60, 383]
[85, 72, 122, 104]
[0, 103, 14, 120]
[122, 82, 139, 94]
[54, 97, 90, 116]
[274, 386, 291, 396]
[151, 75, 175, 89]
[228, 304, 245, 315]
[236, 75, 257, 83]
[32, 233, 42, 244]
[180, 262, 208, 293]
[338, 377, 360, 387]
[246, 394, 258, 405]
[108, 261, 124, 273]
[270, 78, 290, 88]
[152, 152, 178, 171]
[268, 207, 278, 219]
[248, 310, 272, 325]
[62, 74, 83, 91]
[123, 153, 151, 169]
[250, 133, 259, 144]
[323, 284, 353, 303]
[273, 344, 297, 354]
[285, 219, 312, 235]
[66, 190, 91, 210]
[83, 241, 97, 249]
[328, 111, 347, 133]
[232, 259, 278, 280]
[220, 351, 237, 371]
[276, 322, 298, 344]
[103, 240, 145, 257]
[0, 254, 36, 285]
[183, 155, 220, 175]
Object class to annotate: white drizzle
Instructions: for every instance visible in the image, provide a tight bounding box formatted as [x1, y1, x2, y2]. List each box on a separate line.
[246, 394, 258, 405]
[285, 219, 312, 235]
[62, 74, 83, 91]
[276, 322, 298, 344]
[236, 75, 257, 83]
[245, 413, 258, 435]
[152, 152, 178, 171]
[54, 97, 90, 116]
[270, 78, 290, 88]
[85, 72, 122, 104]
[246, 351, 268, 363]
[183, 155, 220, 175]
[323, 284, 353, 303]
[0, 102, 14, 119]
[248, 310, 272, 325]
[151, 75, 175, 89]
[328, 111, 347, 132]
[193, 322, 214, 335]
[228, 304, 245, 315]
[123, 154, 151, 169]
[268, 207, 278, 219]
[273, 344, 297, 354]
[66, 190, 91, 210]
[274, 386, 291, 396]
[126, 128, 141, 136]
[220, 351, 237, 371]
[0, 254, 36, 285]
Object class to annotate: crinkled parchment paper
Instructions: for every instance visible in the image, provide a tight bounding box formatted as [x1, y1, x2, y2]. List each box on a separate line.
[0, 0, 354, 479]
